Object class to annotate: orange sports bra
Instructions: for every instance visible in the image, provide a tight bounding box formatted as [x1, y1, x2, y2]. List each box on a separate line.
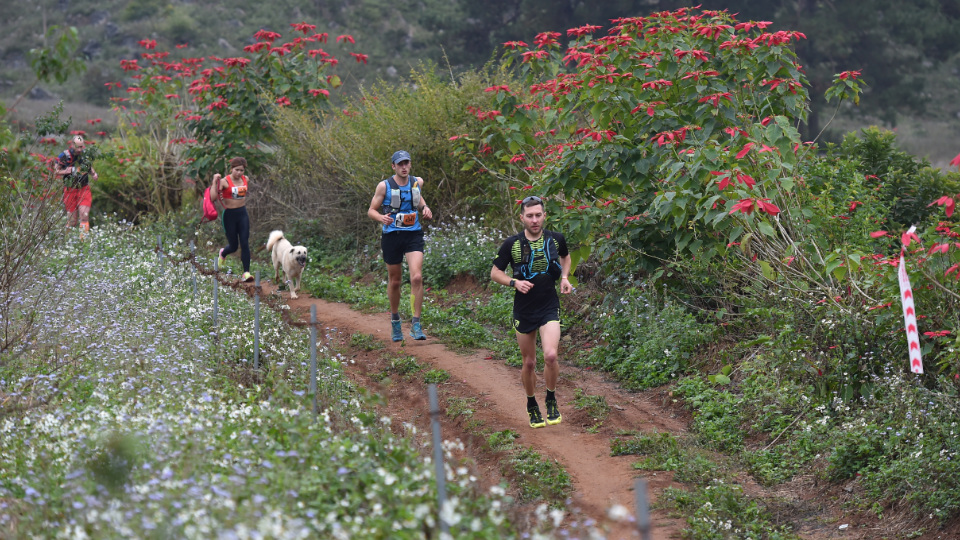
[220, 175, 248, 200]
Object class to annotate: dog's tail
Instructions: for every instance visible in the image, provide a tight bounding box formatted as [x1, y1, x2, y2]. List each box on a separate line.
[267, 230, 284, 251]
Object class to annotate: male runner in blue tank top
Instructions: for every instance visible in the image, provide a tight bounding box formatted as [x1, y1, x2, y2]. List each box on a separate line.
[367, 150, 433, 341]
[491, 195, 572, 428]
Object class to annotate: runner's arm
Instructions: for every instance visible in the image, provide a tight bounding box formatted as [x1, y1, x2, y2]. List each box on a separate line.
[54, 155, 73, 177]
[559, 254, 573, 294]
[211, 174, 223, 210]
[367, 181, 393, 225]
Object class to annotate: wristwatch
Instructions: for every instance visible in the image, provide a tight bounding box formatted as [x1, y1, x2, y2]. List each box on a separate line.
[509, 279, 516, 288]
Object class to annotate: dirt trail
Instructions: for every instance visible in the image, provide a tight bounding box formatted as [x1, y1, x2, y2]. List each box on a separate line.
[253, 282, 686, 539]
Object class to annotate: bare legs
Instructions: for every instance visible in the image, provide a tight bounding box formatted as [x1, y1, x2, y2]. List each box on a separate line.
[517, 321, 561, 396]
[386, 251, 424, 318]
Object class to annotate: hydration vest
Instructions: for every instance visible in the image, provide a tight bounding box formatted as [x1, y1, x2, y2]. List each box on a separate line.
[383, 176, 421, 213]
[381, 176, 421, 231]
[514, 231, 563, 281]
[58, 149, 90, 188]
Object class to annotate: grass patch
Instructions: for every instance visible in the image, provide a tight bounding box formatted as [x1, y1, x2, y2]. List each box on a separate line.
[487, 429, 519, 452]
[504, 448, 572, 505]
[572, 388, 610, 422]
[446, 397, 477, 419]
[423, 368, 450, 384]
[389, 354, 423, 376]
[349, 332, 384, 351]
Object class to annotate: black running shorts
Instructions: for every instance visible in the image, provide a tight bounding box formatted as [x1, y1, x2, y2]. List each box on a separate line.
[381, 230, 425, 265]
[513, 306, 560, 334]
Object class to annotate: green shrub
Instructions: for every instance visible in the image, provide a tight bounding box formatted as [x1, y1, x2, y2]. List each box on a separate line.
[422, 216, 502, 287]
[584, 287, 716, 390]
[674, 378, 745, 453]
[826, 127, 960, 229]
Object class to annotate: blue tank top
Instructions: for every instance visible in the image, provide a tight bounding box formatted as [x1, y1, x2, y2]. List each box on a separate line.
[382, 177, 422, 233]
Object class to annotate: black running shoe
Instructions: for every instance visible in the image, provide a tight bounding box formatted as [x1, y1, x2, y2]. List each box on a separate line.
[545, 398, 562, 425]
[527, 404, 546, 428]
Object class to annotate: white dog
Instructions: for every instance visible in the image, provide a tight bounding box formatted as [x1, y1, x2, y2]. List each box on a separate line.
[267, 230, 308, 299]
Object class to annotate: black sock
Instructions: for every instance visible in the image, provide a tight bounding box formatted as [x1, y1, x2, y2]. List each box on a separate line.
[391, 313, 400, 321]
[546, 389, 556, 402]
[526, 395, 537, 409]
[412, 316, 420, 324]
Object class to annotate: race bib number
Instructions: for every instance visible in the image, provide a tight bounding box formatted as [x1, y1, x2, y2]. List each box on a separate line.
[393, 212, 417, 228]
[231, 185, 247, 198]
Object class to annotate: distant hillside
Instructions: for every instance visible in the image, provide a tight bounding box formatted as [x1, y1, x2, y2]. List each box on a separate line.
[2, 0, 959, 166]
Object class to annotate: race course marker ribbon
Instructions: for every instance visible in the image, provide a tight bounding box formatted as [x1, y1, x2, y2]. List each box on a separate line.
[898, 226, 923, 374]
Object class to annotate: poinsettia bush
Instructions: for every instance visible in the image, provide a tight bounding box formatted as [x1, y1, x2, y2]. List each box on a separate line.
[453, 5, 960, 378]
[454, 7, 816, 269]
[99, 24, 364, 221]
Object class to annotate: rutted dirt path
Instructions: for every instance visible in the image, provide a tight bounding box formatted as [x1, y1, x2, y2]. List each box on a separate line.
[255, 281, 688, 539]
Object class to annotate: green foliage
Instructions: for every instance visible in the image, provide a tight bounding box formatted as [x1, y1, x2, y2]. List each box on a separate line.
[571, 388, 609, 422]
[455, 7, 814, 271]
[422, 216, 502, 288]
[423, 368, 450, 384]
[348, 332, 384, 351]
[445, 397, 477, 419]
[504, 448, 572, 505]
[86, 432, 145, 493]
[108, 24, 356, 196]
[120, 0, 165, 21]
[583, 287, 715, 389]
[826, 126, 960, 229]
[662, 482, 799, 540]
[28, 26, 86, 86]
[389, 354, 422, 376]
[0, 218, 515, 537]
[674, 378, 745, 453]
[819, 374, 960, 522]
[487, 429, 519, 452]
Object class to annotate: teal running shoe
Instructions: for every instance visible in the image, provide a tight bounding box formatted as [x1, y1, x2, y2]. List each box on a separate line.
[410, 321, 426, 340]
[391, 320, 403, 342]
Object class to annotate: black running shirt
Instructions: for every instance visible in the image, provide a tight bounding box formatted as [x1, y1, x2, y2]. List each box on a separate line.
[492, 231, 568, 317]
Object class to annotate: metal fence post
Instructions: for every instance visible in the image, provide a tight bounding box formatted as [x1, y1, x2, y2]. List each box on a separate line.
[310, 304, 317, 420]
[635, 478, 651, 540]
[428, 384, 449, 535]
[156, 234, 162, 264]
[254, 270, 260, 370]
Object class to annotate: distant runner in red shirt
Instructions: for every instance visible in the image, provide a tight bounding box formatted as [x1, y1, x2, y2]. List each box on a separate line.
[54, 135, 99, 233]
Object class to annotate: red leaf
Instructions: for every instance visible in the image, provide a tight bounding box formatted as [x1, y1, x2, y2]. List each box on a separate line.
[735, 142, 755, 159]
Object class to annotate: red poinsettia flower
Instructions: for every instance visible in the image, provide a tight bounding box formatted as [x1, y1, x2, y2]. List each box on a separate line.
[729, 199, 755, 215]
[928, 195, 956, 217]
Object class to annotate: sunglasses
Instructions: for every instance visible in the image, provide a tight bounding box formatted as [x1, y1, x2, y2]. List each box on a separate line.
[521, 195, 543, 205]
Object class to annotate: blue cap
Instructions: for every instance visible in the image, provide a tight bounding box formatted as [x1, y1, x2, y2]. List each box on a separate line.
[391, 150, 411, 164]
